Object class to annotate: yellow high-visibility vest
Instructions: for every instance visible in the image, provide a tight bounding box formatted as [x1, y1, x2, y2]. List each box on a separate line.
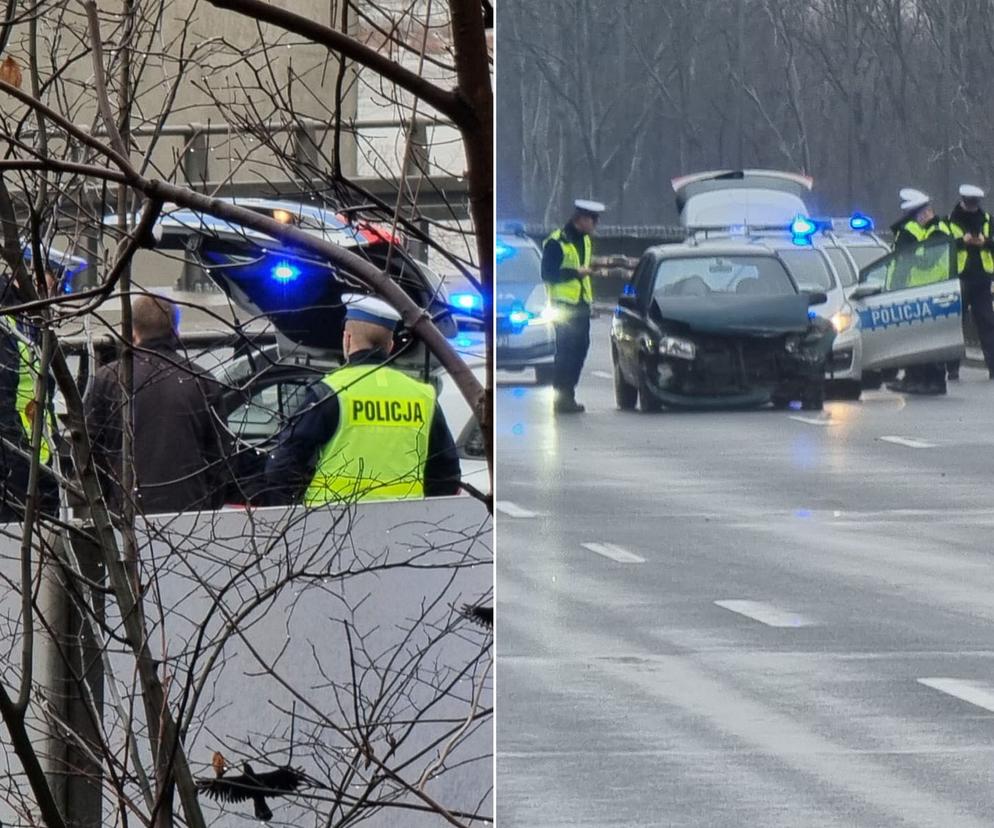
[543, 229, 593, 305]
[303, 364, 436, 505]
[949, 216, 994, 275]
[5, 316, 50, 464]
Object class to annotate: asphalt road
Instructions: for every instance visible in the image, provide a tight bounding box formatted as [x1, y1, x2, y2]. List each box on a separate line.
[496, 314, 994, 827]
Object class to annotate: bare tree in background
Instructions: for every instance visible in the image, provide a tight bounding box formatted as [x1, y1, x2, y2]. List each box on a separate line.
[499, 0, 994, 227]
[0, 0, 492, 825]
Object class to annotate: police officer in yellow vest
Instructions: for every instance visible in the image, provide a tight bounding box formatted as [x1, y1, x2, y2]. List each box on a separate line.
[886, 188, 953, 395]
[264, 294, 461, 505]
[0, 279, 57, 521]
[542, 199, 604, 413]
[946, 184, 994, 380]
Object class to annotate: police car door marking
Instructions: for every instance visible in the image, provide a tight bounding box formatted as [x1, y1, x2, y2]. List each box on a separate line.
[857, 294, 962, 331]
[918, 678, 994, 713]
[879, 435, 935, 449]
[714, 600, 813, 628]
[581, 542, 645, 564]
[495, 501, 539, 518]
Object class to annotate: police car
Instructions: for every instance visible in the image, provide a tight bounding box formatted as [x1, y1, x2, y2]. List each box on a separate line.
[495, 227, 555, 383]
[97, 198, 488, 498]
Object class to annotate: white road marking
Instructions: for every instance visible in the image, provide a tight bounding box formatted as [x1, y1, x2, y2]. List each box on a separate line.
[495, 501, 539, 518]
[918, 678, 994, 713]
[714, 600, 813, 627]
[581, 542, 646, 563]
[591, 370, 613, 379]
[879, 435, 936, 449]
[788, 415, 836, 426]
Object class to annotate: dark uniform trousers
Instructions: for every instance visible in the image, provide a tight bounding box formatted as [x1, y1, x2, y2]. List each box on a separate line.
[963, 277, 994, 372]
[553, 304, 591, 395]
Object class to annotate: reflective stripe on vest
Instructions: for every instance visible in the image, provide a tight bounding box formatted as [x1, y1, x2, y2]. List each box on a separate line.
[543, 229, 593, 305]
[949, 216, 994, 275]
[303, 365, 437, 505]
[5, 316, 50, 464]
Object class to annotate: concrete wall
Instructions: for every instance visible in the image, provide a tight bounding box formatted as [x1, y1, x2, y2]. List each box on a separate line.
[0, 496, 492, 826]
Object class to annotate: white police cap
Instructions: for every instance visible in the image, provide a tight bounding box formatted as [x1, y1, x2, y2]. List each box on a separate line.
[573, 199, 606, 215]
[960, 184, 985, 199]
[342, 293, 402, 330]
[899, 188, 931, 212]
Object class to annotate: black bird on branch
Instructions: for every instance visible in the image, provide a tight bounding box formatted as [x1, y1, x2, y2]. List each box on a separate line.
[196, 753, 308, 822]
[460, 603, 493, 629]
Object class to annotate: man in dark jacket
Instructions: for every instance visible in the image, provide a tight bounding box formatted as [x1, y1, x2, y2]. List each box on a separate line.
[946, 184, 994, 380]
[84, 294, 231, 514]
[264, 294, 461, 506]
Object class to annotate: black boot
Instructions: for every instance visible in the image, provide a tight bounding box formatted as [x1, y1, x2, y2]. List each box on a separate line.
[554, 390, 585, 414]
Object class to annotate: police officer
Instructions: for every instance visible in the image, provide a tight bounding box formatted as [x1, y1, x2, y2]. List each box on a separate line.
[946, 184, 994, 380]
[542, 199, 604, 414]
[0, 274, 57, 521]
[886, 189, 952, 395]
[264, 294, 461, 505]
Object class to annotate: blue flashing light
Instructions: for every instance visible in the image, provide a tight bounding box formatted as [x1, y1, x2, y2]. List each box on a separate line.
[451, 292, 482, 311]
[456, 336, 473, 348]
[808, 309, 817, 319]
[790, 215, 817, 237]
[271, 260, 300, 282]
[508, 308, 530, 326]
[496, 241, 515, 262]
[849, 212, 874, 231]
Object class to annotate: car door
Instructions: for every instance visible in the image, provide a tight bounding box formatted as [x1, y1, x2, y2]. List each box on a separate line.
[853, 239, 963, 371]
[613, 255, 653, 384]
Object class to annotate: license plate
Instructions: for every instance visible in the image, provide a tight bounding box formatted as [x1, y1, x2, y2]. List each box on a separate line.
[497, 335, 510, 349]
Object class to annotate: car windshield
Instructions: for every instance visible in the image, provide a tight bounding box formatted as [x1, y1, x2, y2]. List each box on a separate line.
[778, 249, 836, 291]
[845, 245, 887, 271]
[824, 248, 857, 287]
[496, 238, 542, 284]
[652, 255, 796, 297]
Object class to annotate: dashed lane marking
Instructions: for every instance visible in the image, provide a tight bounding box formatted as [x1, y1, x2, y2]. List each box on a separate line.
[918, 678, 994, 713]
[788, 415, 837, 426]
[714, 599, 813, 627]
[580, 542, 646, 564]
[495, 501, 539, 518]
[879, 435, 936, 449]
[591, 370, 613, 379]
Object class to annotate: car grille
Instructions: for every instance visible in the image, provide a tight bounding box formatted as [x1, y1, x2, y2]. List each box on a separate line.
[681, 335, 783, 392]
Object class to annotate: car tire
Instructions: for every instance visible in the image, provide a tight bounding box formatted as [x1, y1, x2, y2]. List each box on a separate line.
[828, 379, 861, 401]
[771, 394, 792, 410]
[614, 362, 638, 410]
[801, 385, 825, 411]
[534, 364, 555, 385]
[861, 371, 883, 391]
[637, 367, 662, 413]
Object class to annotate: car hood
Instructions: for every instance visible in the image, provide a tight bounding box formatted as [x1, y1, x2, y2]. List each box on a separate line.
[496, 281, 540, 314]
[652, 293, 813, 335]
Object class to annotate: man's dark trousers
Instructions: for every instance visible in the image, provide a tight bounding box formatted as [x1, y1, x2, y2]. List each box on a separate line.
[553, 305, 590, 397]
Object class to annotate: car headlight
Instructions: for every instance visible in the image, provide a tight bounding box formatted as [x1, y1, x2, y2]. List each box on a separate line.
[830, 305, 855, 333]
[658, 335, 696, 360]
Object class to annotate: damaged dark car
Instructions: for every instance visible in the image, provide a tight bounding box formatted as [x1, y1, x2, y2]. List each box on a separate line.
[611, 244, 835, 412]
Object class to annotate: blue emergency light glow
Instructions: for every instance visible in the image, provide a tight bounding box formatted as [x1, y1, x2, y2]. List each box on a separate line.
[849, 212, 874, 231]
[451, 292, 482, 311]
[271, 260, 300, 282]
[496, 241, 515, 262]
[790, 215, 817, 246]
[456, 335, 474, 348]
[508, 308, 530, 326]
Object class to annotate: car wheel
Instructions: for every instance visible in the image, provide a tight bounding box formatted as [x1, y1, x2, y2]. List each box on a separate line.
[534, 364, 555, 385]
[828, 379, 861, 401]
[861, 370, 883, 391]
[771, 394, 792, 410]
[637, 365, 662, 413]
[801, 384, 825, 411]
[613, 359, 638, 410]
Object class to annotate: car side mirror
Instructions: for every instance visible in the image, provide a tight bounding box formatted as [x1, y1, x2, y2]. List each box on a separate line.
[849, 284, 882, 301]
[807, 291, 828, 307]
[617, 293, 637, 311]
